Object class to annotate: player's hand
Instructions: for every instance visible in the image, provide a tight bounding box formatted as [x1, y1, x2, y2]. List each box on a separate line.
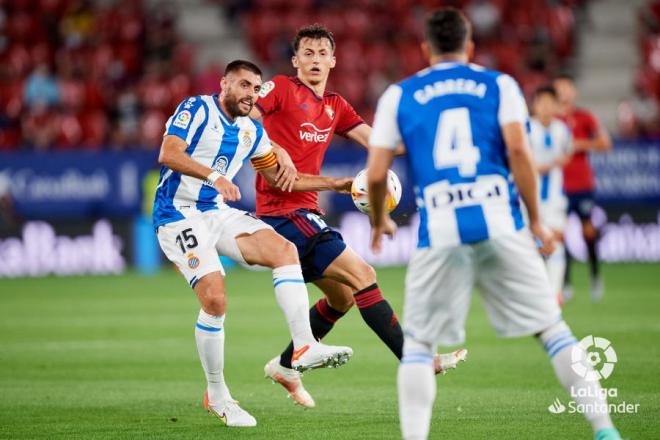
[370, 215, 397, 254]
[274, 148, 298, 192]
[332, 177, 353, 194]
[213, 176, 242, 201]
[530, 220, 555, 257]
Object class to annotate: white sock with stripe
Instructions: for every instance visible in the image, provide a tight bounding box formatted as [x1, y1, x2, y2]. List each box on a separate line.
[195, 309, 232, 405]
[539, 320, 614, 432]
[398, 338, 436, 440]
[272, 264, 315, 349]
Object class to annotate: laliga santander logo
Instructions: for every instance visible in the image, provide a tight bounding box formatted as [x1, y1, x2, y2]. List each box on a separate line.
[571, 335, 617, 381]
[299, 122, 331, 143]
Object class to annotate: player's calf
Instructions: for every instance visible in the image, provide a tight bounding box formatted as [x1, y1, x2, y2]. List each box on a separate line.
[537, 320, 619, 437]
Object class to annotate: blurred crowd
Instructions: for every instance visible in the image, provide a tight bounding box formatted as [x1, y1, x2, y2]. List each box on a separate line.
[0, 0, 217, 151]
[230, 0, 585, 123]
[1, 0, 657, 151]
[617, 1, 660, 139]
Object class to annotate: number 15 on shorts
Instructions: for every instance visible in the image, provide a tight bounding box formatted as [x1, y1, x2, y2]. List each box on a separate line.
[175, 228, 198, 254]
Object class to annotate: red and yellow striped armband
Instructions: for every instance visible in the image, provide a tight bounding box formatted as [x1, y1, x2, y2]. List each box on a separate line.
[250, 151, 278, 171]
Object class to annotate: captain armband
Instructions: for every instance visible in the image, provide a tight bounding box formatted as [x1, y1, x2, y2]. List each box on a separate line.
[250, 151, 278, 171]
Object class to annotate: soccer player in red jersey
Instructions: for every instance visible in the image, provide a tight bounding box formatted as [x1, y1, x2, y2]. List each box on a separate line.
[250, 24, 466, 408]
[554, 75, 612, 302]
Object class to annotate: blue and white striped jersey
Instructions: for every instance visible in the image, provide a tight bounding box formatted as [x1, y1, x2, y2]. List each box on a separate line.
[153, 95, 272, 228]
[528, 117, 572, 210]
[370, 62, 529, 248]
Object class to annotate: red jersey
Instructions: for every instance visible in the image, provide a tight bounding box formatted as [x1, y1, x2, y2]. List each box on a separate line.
[560, 108, 600, 193]
[254, 75, 365, 216]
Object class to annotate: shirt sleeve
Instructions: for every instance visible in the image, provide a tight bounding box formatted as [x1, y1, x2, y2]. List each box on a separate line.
[250, 125, 273, 159]
[369, 84, 403, 149]
[254, 76, 285, 116]
[496, 74, 529, 126]
[335, 96, 366, 135]
[164, 96, 207, 145]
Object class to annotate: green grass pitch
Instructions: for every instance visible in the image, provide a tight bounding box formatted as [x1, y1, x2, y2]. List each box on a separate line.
[1, 263, 658, 439]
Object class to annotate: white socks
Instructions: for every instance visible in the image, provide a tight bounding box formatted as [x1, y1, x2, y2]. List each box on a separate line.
[272, 265, 315, 348]
[398, 338, 436, 440]
[545, 242, 566, 298]
[539, 320, 614, 432]
[195, 309, 232, 405]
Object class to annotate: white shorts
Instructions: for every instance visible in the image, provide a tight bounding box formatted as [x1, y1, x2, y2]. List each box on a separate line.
[403, 229, 561, 347]
[540, 203, 567, 231]
[156, 207, 272, 287]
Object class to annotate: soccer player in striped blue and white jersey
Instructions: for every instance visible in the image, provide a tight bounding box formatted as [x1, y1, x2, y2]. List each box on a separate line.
[366, 9, 621, 440]
[528, 85, 573, 303]
[153, 60, 354, 427]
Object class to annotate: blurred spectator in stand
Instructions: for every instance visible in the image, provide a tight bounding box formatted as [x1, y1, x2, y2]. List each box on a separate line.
[59, 0, 95, 49]
[23, 64, 60, 109]
[617, 85, 660, 139]
[20, 101, 58, 150]
[466, 0, 501, 41]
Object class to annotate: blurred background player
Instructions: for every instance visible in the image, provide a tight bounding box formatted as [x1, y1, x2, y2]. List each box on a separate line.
[554, 74, 612, 302]
[153, 60, 354, 427]
[367, 9, 621, 440]
[250, 24, 466, 408]
[528, 85, 572, 302]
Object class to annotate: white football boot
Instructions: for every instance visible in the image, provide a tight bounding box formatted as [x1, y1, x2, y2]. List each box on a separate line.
[434, 348, 468, 375]
[264, 356, 315, 408]
[204, 391, 257, 427]
[290, 342, 353, 372]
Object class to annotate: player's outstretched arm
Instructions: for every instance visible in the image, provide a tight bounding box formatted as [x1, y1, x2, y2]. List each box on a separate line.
[573, 126, 612, 152]
[346, 124, 406, 156]
[502, 122, 554, 255]
[253, 152, 351, 193]
[158, 135, 241, 201]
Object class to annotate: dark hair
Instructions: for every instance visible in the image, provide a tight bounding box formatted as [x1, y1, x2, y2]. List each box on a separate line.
[292, 23, 336, 53]
[426, 7, 471, 54]
[533, 85, 558, 100]
[224, 59, 262, 76]
[554, 73, 575, 83]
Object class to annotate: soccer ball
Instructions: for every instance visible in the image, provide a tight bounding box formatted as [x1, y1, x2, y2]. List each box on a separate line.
[350, 168, 402, 214]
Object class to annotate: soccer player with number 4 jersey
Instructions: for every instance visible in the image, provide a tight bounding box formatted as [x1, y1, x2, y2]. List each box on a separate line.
[367, 9, 621, 440]
[250, 24, 466, 408]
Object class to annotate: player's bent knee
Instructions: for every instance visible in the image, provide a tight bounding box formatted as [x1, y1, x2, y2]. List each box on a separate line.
[195, 279, 226, 315]
[270, 238, 300, 267]
[352, 262, 377, 288]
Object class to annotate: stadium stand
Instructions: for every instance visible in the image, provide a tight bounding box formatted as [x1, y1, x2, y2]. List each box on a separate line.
[617, 0, 660, 139]
[5, 0, 657, 149]
[236, 0, 586, 123]
[0, 0, 197, 150]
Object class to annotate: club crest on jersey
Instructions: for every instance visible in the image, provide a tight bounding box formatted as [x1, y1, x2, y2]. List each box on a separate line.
[258, 81, 275, 98]
[324, 105, 335, 120]
[173, 110, 191, 129]
[242, 131, 252, 147]
[299, 122, 331, 143]
[187, 253, 200, 269]
[212, 156, 229, 175]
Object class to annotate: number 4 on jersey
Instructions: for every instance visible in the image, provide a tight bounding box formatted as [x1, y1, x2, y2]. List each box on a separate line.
[433, 107, 481, 177]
